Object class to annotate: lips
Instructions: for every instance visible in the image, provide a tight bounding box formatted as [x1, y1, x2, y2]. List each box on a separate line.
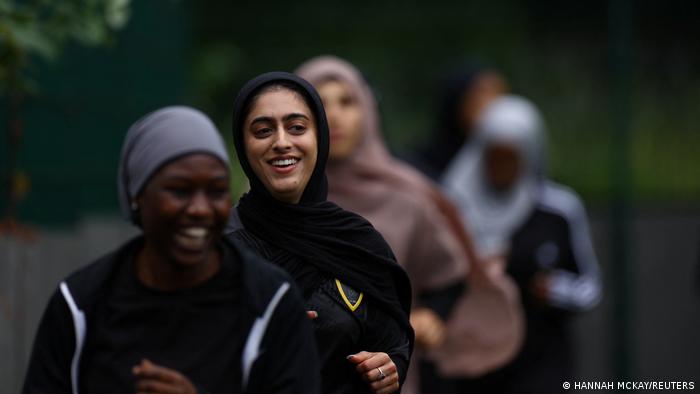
[267, 156, 300, 174]
[173, 226, 210, 251]
[268, 156, 299, 167]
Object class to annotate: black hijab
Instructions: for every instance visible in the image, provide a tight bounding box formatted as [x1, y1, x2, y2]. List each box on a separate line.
[231, 72, 413, 335]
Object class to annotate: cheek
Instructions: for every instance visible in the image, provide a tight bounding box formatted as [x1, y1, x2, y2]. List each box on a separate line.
[307, 149, 318, 171]
[244, 133, 264, 158]
[139, 201, 173, 236]
[213, 203, 231, 226]
[244, 142, 265, 173]
[302, 135, 318, 169]
[347, 110, 364, 140]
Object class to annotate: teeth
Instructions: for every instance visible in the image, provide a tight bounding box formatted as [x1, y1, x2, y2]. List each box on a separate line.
[175, 227, 209, 251]
[175, 233, 206, 250]
[181, 227, 208, 238]
[271, 158, 298, 166]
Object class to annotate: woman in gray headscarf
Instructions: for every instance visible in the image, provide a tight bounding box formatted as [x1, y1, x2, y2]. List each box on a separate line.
[442, 96, 602, 393]
[23, 106, 320, 394]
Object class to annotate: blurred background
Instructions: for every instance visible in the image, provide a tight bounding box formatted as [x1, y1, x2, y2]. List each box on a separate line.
[1, 0, 699, 391]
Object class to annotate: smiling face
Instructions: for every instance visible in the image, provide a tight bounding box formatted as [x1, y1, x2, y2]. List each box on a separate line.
[316, 79, 363, 162]
[243, 87, 318, 204]
[136, 153, 230, 269]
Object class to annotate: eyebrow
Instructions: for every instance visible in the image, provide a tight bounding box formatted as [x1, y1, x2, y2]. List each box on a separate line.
[250, 113, 310, 125]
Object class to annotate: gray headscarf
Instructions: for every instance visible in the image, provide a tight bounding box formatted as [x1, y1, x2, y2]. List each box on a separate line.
[117, 106, 230, 224]
[442, 95, 545, 257]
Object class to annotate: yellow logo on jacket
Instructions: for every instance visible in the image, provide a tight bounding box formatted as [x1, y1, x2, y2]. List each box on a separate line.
[335, 279, 364, 312]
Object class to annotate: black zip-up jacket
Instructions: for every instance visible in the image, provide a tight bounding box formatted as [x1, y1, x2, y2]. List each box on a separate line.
[22, 237, 321, 394]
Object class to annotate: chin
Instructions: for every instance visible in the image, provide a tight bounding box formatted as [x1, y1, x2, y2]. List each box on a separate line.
[169, 246, 213, 269]
[269, 181, 302, 196]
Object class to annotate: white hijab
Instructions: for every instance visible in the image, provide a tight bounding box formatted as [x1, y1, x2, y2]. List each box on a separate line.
[442, 95, 545, 257]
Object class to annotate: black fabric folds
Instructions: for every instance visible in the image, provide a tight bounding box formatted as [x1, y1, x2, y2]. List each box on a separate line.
[231, 72, 413, 337]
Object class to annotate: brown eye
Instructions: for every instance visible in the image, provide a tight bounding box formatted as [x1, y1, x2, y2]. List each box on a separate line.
[166, 186, 191, 199]
[208, 186, 229, 199]
[340, 95, 354, 107]
[289, 124, 306, 134]
[253, 127, 273, 137]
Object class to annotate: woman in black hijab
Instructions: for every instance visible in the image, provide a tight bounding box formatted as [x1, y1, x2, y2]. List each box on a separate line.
[226, 72, 413, 394]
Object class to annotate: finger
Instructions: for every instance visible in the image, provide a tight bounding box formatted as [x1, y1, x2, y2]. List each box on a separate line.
[135, 378, 182, 394]
[362, 364, 397, 384]
[409, 316, 425, 331]
[375, 380, 400, 394]
[362, 365, 391, 383]
[370, 372, 399, 392]
[423, 326, 444, 347]
[306, 310, 318, 319]
[420, 325, 440, 344]
[412, 321, 428, 336]
[133, 360, 180, 384]
[422, 332, 439, 348]
[356, 353, 392, 373]
[346, 351, 372, 365]
[133, 359, 155, 375]
[434, 329, 446, 343]
[361, 367, 379, 383]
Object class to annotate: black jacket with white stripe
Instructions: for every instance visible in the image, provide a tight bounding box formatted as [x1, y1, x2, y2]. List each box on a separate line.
[504, 181, 602, 389]
[22, 236, 320, 394]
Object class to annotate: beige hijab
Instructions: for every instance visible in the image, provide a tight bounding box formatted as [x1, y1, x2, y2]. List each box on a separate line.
[296, 55, 468, 294]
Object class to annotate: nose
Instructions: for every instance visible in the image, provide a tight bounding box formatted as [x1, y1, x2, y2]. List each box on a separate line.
[272, 126, 292, 151]
[186, 191, 212, 219]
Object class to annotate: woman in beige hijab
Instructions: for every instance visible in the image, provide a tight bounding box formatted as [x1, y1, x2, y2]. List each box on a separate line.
[296, 55, 471, 393]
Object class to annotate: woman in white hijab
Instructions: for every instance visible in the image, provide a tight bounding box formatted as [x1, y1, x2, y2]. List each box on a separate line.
[443, 95, 545, 258]
[442, 96, 602, 393]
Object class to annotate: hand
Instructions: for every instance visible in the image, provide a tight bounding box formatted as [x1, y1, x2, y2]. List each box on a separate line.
[347, 351, 399, 394]
[306, 310, 318, 319]
[132, 359, 197, 394]
[410, 307, 446, 349]
[530, 271, 551, 304]
[483, 254, 507, 276]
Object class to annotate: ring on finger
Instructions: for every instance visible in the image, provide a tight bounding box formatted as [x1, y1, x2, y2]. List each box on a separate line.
[376, 367, 386, 381]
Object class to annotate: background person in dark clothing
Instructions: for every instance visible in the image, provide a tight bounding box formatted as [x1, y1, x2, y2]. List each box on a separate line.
[226, 72, 413, 394]
[443, 96, 602, 393]
[409, 63, 508, 181]
[22, 106, 320, 394]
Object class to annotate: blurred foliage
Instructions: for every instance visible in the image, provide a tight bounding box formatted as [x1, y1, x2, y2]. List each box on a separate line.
[2, 0, 698, 225]
[0, 0, 131, 94]
[0, 0, 132, 223]
[189, 0, 700, 204]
